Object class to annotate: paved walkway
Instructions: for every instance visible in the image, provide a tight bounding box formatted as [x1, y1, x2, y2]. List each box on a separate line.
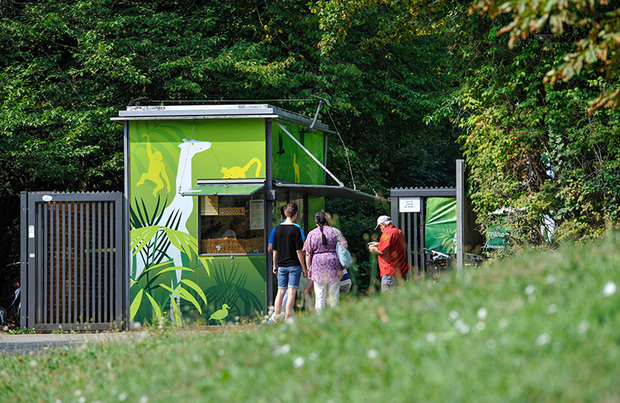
[0, 332, 133, 355]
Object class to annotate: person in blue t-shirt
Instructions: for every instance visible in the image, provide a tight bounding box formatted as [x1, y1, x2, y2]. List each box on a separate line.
[271, 203, 307, 322]
[268, 205, 305, 253]
[268, 206, 305, 322]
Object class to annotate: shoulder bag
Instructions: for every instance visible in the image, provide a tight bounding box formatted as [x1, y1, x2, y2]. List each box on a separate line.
[332, 227, 353, 269]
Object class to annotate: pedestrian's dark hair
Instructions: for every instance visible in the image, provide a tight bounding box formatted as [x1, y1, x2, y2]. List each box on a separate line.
[314, 210, 329, 245]
[284, 203, 298, 218]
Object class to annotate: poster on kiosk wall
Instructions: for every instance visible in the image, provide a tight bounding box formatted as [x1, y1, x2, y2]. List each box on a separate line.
[128, 118, 269, 327]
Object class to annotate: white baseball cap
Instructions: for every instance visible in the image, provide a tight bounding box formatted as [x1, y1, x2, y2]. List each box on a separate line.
[374, 215, 391, 230]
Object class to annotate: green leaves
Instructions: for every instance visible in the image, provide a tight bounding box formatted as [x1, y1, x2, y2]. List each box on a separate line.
[454, 8, 620, 247]
[473, 0, 620, 111]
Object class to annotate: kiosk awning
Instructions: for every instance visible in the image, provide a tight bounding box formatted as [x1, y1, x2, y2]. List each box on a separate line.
[273, 181, 383, 203]
[181, 179, 383, 203]
[181, 180, 264, 196]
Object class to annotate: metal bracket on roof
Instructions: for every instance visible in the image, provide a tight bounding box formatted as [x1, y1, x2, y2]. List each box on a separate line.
[275, 121, 344, 187]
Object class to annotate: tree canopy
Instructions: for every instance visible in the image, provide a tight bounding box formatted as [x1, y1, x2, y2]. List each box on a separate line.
[316, 0, 620, 248]
[473, 0, 620, 110]
[0, 0, 459, 267]
[0, 0, 618, 268]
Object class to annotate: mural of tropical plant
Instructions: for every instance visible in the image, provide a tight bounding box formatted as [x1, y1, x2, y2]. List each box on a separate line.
[425, 198, 458, 254]
[130, 197, 209, 325]
[204, 261, 263, 324]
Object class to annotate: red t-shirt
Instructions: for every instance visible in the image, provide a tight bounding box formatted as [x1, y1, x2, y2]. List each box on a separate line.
[377, 224, 410, 277]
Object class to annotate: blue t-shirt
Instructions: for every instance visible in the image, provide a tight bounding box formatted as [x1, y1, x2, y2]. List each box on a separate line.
[269, 220, 305, 244]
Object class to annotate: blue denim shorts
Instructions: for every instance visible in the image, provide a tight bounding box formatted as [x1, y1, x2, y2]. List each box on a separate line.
[277, 266, 302, 289]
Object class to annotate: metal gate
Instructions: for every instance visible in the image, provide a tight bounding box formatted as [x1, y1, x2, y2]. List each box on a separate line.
[391, 160, 467, 279]
[391, 187, 457, 280]
[394, 208, 425, 280]
[20, 192, 126, 331]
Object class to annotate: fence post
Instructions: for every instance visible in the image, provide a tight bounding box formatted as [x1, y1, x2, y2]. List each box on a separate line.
[456, 159, 465, 271]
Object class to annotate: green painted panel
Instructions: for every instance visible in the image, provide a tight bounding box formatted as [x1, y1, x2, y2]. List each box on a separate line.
[272, 120, 324, 185]
[190, 255, 267, 324]
[128, 118, 267, 326]
[130, 119, 265, 203]
[425, 197, 457, 254]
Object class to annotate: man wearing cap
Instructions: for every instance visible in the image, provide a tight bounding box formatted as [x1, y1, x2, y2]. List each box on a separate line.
[368, 215, 410, 292]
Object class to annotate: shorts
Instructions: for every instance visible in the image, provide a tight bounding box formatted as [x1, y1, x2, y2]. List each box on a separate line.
[381, 275, 395, 292]
[277, 266, 302, 289]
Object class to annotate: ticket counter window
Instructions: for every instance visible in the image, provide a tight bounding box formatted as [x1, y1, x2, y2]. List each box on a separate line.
[199, 193, 265, 255]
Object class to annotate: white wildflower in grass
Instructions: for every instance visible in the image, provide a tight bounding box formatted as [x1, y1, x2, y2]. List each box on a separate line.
[293, 357, 305, 368]
[546, 274, 556, 284]
[477, 307, 488, 320]
[548, 304, 558, 314]
[525, 285, 535, 295]
[74, 391, 82, 397]
[29, 360, 37, 367]
[474, 321, 486, 332]
[139, 395, 149, 403]
[273, 344, 291, 356]
[131, 321, 141, 329]
[218, 349, 224, 357]
[603, 281, 617, 297]
[578, 320, 590, 334]
[78, 397, 86, 403]
[486, 338, 496, 348]
[308, 352, 318, 361]
[426, 332, 437, 343]
[455, 319, 470, 334]
[449, 310, 459, 321]
[366, 349, 378, 359]
[536, 333, 551, 346]
[118, 393, 128, 401]
[498, 318, 508, 329]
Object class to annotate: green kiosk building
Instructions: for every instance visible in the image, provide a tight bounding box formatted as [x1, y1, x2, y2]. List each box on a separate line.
[112, 104, 379, 326]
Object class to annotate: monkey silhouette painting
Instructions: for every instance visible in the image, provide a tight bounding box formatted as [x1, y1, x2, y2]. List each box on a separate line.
[221, 157, 262, 179]
[137, 134, 171, 197]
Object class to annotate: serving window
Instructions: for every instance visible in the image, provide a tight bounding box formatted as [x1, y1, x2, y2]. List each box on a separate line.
[199, 191, 265, 255]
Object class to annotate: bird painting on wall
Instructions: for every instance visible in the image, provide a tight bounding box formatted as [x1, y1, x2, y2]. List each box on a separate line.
[209, 304, 231, 325]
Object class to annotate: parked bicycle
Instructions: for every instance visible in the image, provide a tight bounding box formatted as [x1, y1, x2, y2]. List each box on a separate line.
[423, 249, 486, 282]
[0, 262, 20, 328]
[423, 248, 451, 282]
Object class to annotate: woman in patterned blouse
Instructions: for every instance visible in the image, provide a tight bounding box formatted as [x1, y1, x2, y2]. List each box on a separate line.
[303, 210, 348, 311]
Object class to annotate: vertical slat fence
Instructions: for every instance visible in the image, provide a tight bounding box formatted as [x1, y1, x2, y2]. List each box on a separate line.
[21, 192, 125, 331]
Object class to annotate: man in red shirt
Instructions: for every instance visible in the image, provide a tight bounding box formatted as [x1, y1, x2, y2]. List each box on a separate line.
[368, 215, 410, 292]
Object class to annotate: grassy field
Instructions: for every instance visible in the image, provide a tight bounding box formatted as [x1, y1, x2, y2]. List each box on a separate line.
[1, 234, 620, 402]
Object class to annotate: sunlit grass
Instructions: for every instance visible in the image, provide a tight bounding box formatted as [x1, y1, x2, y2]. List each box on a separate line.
[1, 233, 620, 402]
